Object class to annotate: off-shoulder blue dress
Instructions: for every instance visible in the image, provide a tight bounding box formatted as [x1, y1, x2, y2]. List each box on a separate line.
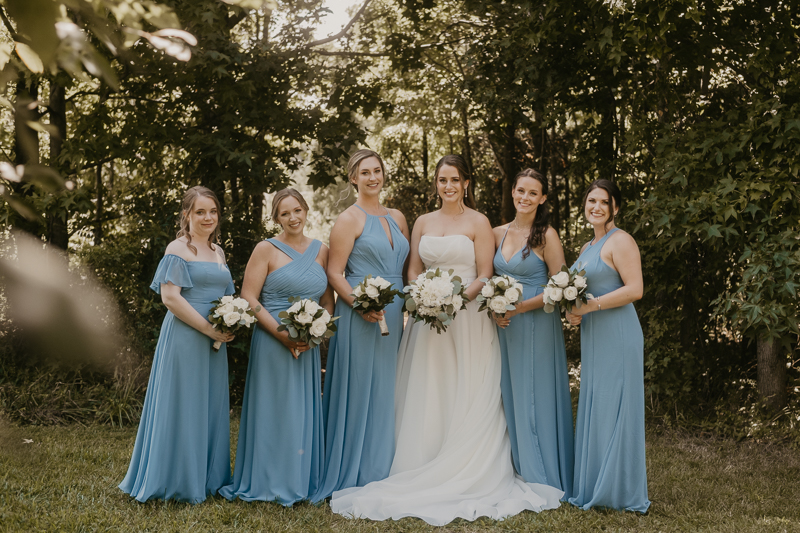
[220, 239, 327, 505]
[493, 230, 574, 499]
[569, 228, 650, 512]
[119, 254, 234, 503]
[313, 205, 409, 502]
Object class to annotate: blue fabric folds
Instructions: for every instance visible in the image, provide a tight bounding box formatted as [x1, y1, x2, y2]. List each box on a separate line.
[493, 231, 574, 499]
[568, 228, 650, 513]
[219, 238, 328, 505]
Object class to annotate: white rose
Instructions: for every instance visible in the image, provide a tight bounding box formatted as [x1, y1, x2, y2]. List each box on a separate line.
[309, 318, 328, 337]
[563, 286, 578, 301]
[232, 297, 249, 309]
[245, 313, 257, 325]
[319, 309, 331, 323]
[353, 285, 364, 298]
[574, 275, 587, 289]
[481, 284, 495, 298]
[304, 300, 320, 315]
[295, 312, 313, 325]
[287, 301, 302, 314]
[489, 296, 510, 315]
[365, 284, 380, 299]
[223, 311, 240, 327]
[220, 295, 234, 304]
[451, 294, 463, 309]
[504, 287, 520, 303]
[552, 271, 570, 288]
[549, 287, 564, 301]
[376, 277, 392, 290]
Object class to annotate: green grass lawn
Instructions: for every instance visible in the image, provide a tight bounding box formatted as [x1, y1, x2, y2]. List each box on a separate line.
[1, 418, 799, 532]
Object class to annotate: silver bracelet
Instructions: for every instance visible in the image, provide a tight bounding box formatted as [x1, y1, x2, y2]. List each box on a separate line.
[596, 296, 602, 311]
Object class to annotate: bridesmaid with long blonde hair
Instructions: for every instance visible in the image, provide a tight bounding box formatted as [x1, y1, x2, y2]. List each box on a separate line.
[313, 149, 410, 502]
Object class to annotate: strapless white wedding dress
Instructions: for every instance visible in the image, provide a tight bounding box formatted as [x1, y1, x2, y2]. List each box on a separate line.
[330, 235, 562, 526]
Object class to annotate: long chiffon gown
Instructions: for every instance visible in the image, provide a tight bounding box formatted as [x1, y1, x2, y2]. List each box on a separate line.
[219, 239, 327, 505]
[119, 254, 234, 503]
[313, 205, 409, 502]
[493, 230, 574, 499]
[569, 228, 650, 512]
[330, 235, 563, 526]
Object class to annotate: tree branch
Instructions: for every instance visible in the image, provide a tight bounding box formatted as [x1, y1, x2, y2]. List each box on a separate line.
[0, 6, 18, 41]
[303, 0, 372, 48]
[310, 49, 389, 57]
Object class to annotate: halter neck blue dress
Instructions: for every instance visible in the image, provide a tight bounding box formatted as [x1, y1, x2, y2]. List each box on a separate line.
[569, 228, 650, 512]
[119, 254, 234, 503]
[220, 238, 327, 505]
[493, 229, 574, 498]
[313, 205, 409, 502]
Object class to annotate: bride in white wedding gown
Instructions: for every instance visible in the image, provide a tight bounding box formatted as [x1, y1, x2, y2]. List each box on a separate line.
[330, 156, 563, 526]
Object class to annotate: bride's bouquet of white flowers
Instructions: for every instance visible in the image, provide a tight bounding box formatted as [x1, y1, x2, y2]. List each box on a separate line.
[403, 268, 468, 334]
[208, 295, 260, 351]
[277, 297, 338, 348]
[476, 274, 524, 319]
[351, 275, 403, 336]
[542, 264, 591, 313]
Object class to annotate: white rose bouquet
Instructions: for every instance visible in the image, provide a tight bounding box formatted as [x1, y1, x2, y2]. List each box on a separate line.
[351, 275, 404, 336]
[208, 295, 260, 351]
[542, 264, 591, 313]
[476, 274, 524, 319]
[403, 268, 468, 334]
[277, 297, 338, 348]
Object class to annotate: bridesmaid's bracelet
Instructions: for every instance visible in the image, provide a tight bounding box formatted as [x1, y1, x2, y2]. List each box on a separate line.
[596, 297, 602, 311]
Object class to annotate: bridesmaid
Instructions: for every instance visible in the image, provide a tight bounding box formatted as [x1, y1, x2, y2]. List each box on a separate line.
[119, 186, 235, 503]
[313, 149, 410, 502]
[565, 179, 650, 513]
[219, 188, 334, 505]
[492, 168, 574, 499]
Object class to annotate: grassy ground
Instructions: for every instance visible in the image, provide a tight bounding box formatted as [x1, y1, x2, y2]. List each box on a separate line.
[1, 418, 799, 533]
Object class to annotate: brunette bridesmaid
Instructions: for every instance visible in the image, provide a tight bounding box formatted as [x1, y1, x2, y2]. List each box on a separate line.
[566, 179, 650, 513]
[119, 186, 234, 503]
[219, 188, 334, 505]
[492, 169, 574, 499]
[313, 149, 410, 502]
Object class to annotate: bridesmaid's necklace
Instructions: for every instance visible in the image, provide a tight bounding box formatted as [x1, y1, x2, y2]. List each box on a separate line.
[512, 217, 533, 232]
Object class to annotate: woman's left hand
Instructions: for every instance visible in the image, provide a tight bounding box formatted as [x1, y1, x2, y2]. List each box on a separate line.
[492, 308, 518, 328]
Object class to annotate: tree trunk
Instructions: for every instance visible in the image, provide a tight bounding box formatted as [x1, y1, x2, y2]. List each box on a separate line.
[421, 126, 429, 180]
[12, 78, 41, 235]
[501, 120, 517, 224]
[47, 77, 69, 249]
[757, 336, 787, 412]
[94, 163, 104, 245]
[460, 106, 473, 178]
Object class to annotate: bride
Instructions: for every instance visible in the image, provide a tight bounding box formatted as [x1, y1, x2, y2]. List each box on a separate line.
[330, 155, 563, 525]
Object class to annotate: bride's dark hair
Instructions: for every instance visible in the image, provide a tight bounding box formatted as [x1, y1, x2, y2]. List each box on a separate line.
[431, 155, 476, 209]
[513, 168, 549, 260]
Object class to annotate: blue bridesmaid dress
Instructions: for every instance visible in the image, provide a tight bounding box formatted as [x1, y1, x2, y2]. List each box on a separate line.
[569, 228, 650, 512]
[119, 254, 234, 503]
[493, 229, 574, 499]
[219, 238, 327, 505]
[313, 205, 409, 502]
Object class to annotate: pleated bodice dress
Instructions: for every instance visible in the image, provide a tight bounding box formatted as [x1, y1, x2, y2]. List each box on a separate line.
[219, 238, 327, 505]
[569, 228, 650, 513]
[493, 230, 574, 499]
[329, 235, 563, 526]
[313, 205, 409, 502]
[119, 254, 234, 503]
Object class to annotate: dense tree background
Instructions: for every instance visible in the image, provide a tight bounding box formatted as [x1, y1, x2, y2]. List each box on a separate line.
[0, 0, 798, 437]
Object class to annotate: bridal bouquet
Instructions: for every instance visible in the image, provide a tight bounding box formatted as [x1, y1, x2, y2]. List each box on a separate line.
[351, 275, 403, 336]
[277, 297, 338, 348]
[476, 274, 524, 319]
[208, 295, 260, 351]
[542, 265, 590, 313]
[403, 268, 468, 334]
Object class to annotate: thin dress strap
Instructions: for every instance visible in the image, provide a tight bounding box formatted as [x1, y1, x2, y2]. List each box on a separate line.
[353, 203, 389, 217]
[267, 238, 301, 260]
